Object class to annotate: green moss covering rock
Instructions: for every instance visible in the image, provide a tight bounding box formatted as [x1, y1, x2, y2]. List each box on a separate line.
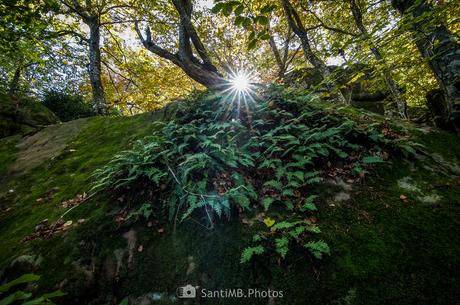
[0, 93, 59, 138]
[0, 90, 459, 305]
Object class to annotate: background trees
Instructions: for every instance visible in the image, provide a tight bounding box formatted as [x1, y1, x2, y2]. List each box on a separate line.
[0, 0, 458, 129]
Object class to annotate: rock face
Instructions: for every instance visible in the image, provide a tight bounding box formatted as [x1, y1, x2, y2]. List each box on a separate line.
[0, 93, 59, 138]
[284, 66, 388, 114]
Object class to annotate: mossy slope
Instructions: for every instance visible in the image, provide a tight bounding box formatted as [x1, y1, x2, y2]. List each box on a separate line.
[0, 92, 459, 305]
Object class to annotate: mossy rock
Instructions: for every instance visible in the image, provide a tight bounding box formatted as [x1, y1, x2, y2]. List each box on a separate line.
[0, 92, 59, 138]
[0, 90, 459, 305]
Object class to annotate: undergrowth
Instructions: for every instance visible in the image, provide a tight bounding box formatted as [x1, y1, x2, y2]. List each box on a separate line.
[92, 86, 416, 263]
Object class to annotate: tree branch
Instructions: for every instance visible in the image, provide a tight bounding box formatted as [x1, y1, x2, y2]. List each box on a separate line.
[46, 30, 89, 43]
[59, 0, 91, 20]
[134, 22, 180, 65]
[301, 4, 360, 37]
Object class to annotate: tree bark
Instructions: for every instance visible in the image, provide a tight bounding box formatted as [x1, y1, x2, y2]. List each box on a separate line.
[87, 20, 107, 115]
[350, 0, 408, 119]
[8, 66, 21, 98]
[391, 0, 460, 128]
[137, 0, 223, 89]
[269, 34, 285, 79]
[281, 0, 347, 103]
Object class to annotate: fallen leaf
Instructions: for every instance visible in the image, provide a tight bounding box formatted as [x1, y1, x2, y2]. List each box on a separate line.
[63, 220, 73, 229]
[263, 217, 275, 227]
[138, 245, 143, 252]
[157, 228, 164, 233]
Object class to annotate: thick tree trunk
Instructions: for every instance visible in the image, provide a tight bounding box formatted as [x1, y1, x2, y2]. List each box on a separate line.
[281, 0, 347, 103]
[174, 0, 223, 88]
[391, 0, 460, 128]
[350, 0, 407, 118]
[177, 58, 224, 88]
[8, 66, 21, 98]
[136, 0, 224, 89]
[88, 20, 107, 115]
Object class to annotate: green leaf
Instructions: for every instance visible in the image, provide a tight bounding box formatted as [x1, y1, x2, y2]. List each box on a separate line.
[275, 237, 289, 258]
[304, 240, 330, 259]
[40, 290, 66, 299]
[0, 291, 32, 305]
[255, 15, 269, 25]
[241, 245, 265, 263]
[282, 188, 295, 197]
[260, 4, 276, 14]
[247, 39, 257, 50]
[300, 195, 318, 211]
[0, 274, 40, 293]
[288, 225, 306, 238]
[211, 3, 224, 14]
[234, 5, 244, 15]
[118, 297, 129, 305]
[362, 156, 384, 164]
[263, 180, 282, 191]
[272, 221, 296, 230]
[262, 197, 275, 211]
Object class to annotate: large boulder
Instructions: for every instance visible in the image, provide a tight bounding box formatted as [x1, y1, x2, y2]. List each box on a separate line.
[284, 65, 389, 114]
[0, 92, 59, 138]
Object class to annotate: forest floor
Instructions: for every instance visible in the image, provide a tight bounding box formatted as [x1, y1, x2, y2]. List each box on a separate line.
[0, 89, 459, 305]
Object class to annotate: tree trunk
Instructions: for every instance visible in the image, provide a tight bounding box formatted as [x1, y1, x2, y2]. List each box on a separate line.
[269, 34, 286, 80]
[177, 58, 224, 88]
[370, 47, 408, 118]
[88, 20, 107, 115]
[281, 0, 347, 103]
[174, 0, 223, 88]
[136, 0, 224, 89]
[350, 0, 407, 118]
[391, 0, 460, 128]
[8, 66, 21, 98]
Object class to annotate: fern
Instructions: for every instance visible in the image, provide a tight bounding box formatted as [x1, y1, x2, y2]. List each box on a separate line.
[92, 86, 409, 264]
[241, 245, 265, 263]
[304, 240, 331, 259]
[275, 237, 289, 258]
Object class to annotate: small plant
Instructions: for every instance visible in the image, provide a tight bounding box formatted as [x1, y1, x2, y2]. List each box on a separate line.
[241, 203, 330, 264]
[0, 274, 65, 305]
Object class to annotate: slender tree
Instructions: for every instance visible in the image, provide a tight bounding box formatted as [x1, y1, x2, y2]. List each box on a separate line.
[281, 0, 347, 102]
[348, 0, 408, 118]
[57, 0, 129, 114]
[267, 25, 301, 80]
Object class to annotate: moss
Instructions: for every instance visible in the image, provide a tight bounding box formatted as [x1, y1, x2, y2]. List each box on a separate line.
[1, 92, 459, 305]
[0, 93, 59, 138]
[0, 111, 164, 267]
[0, 135, 20, 180]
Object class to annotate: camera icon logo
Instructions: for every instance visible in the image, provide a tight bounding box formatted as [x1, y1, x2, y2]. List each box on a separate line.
[176, 284, 198, 299]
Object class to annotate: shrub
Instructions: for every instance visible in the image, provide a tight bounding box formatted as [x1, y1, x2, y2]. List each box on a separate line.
[42, 91, 94, 122]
